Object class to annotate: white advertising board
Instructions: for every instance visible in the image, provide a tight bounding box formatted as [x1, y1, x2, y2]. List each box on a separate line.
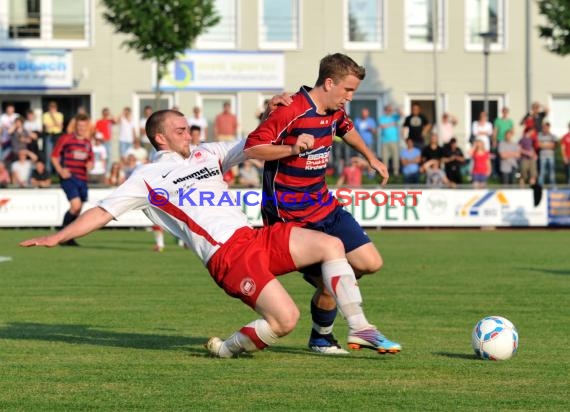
[0, 188, 550, 228]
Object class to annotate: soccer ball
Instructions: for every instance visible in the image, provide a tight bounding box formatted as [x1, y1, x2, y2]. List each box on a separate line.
[471, 316, 518, 360]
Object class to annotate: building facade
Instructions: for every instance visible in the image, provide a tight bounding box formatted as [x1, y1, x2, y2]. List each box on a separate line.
[1, 0, 569, 155]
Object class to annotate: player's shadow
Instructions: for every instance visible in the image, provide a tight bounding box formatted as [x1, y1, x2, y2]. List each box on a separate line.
[432, 351, 479, 360]
[269, 345, 391, 361]
[523, 267, 570, 276]
[0, 322, 207, 355]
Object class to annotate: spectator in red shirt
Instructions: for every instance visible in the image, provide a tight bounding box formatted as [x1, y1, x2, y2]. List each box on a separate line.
[561, 122, 570, 184]
[214, 101, 238, 142]
[471, 139, 491, 189]
[336, 157, 367, 187]
[95, 108, 116, 172]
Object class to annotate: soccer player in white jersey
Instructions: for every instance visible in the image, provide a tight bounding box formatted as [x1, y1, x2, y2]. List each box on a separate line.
[20, 110, 386, 358]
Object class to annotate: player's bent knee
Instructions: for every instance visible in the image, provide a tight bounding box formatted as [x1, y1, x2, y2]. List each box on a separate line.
[321, 236, 345, 260]
[274, 306, 300, 337]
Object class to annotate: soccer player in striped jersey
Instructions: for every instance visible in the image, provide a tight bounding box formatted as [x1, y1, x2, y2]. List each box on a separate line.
[245, 53, 401, 354]
[21, 109, 387, 359]
[51, 113, 94, 246]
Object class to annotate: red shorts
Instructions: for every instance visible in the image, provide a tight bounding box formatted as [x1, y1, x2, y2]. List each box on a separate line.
[206, 223, 297, 308]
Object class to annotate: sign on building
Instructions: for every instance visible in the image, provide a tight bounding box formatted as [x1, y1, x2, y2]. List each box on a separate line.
[157, 51, 284, 91]
[0, 49, 72, 89]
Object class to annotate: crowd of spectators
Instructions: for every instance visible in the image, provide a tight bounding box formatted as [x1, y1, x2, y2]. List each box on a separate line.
[0, 100, 260, 189]
[1, 99, 569, 190]
[344, 101, 570, 188]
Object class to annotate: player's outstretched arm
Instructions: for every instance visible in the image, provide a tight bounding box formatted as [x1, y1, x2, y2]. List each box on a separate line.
[20, 206, 114, 247]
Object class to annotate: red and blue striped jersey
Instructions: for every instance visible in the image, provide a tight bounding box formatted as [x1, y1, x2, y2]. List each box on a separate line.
[51, 134, 93, 181]
[245, 86, 353, 224]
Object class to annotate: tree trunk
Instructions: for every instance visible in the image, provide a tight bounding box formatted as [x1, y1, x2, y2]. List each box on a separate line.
[154, 58, 162, 111]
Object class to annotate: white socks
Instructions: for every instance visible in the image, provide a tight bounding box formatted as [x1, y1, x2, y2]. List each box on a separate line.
[153, 227, 164, 248]
[218, 319, 279, 358]
[321, 258, 371, 332]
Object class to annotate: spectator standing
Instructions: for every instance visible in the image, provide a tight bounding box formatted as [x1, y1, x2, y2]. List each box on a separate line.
[11, 149, 37, 187]
[187, 106, 208, 142]
[1, 104, 19, 161]
[520, 102, 548, 137]
[118, 107, 137, 159]
[493, 107, 514, 177]
[89, 135, 108, 184]
[400, 137, 422, 184]
[51, 113, 93, 246]
[472, 111, 493, 153]
[354, 107, 377, 152]
[471, 140, 491, 188]
[519, 129, 538, 187]
[0, 161, 10, 187]
[537, 122, 557, 185]
[378, 104, 401, 176]
[437, 112, 457, 147]
[214, 101, 238, 142]
[42, 101, 64, 174]
[498, 129, 521, 185]
[23, 110, 42, 153]
[94, 108, 116, 171]
[403, 103, 430, 149]
[31, 160, 52, 188]
[560, 122, 570, 184]
[493, 107, 514, 147]
[442, 137, 465, 187]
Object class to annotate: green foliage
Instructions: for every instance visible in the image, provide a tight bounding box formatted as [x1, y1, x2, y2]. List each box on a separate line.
[537, 0, 570, 56]
[101, 0, 220, 93]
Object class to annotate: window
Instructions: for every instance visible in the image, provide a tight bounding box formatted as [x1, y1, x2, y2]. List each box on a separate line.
[53, 0, 86, 40]
[259, 0, 299, 49]
[196, 94, 237, 141]
[196, 0, 238, 49]
[465, 0, 505, 51]
[344, 0, 384, 50]
[1, 0, 91, 47]
[405, 0, 445, 50]
[8, 0, 40, 39]
[549, 95, 570, 137]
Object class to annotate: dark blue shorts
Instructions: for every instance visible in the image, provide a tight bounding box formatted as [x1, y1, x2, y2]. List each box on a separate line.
[300, 206, 372, 281]
[304, 206, 371, 253]
[61, 176, 88, 202]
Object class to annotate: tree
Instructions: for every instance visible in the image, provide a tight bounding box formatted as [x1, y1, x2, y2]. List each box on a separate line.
[537, 0, 570, 56]
[101, 0, 220, 108]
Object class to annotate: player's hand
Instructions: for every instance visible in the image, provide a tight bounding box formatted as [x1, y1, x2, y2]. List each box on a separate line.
[269, 92, 293, 110]
[369, 158, 389, 186]
[20, 235, 61, 248]
[59, 168, 71, 179]
[292, 133, 314, 155]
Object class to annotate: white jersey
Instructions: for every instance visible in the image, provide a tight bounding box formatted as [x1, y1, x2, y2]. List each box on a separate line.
[98, 141, 248, 264]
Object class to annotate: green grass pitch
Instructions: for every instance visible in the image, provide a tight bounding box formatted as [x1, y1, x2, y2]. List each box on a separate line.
[0, 228, 568, 410]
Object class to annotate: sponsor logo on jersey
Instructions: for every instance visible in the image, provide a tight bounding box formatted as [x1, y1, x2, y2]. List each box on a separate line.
[172, 166, 220, 184]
